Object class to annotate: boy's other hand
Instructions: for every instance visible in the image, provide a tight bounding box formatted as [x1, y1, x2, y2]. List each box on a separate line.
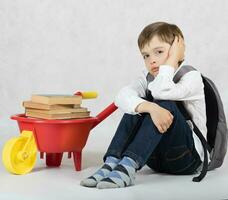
[165, 36, 185, 69]
[135, 101, 174, 134]
[148, 103, 174, 134]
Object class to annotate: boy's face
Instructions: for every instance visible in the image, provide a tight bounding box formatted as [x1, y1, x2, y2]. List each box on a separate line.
[140, 35, 171, 76]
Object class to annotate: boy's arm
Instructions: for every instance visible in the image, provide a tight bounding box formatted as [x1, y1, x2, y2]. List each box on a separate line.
[148, 65, 204, 101]
[114, 71, 174, 133]
[114, 71, 148, 115]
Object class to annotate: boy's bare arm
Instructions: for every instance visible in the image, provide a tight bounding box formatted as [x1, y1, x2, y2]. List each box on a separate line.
[135, 101, 173, 134]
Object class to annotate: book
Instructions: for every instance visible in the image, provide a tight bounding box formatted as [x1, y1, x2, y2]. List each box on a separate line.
[25, 111, 90, 120]
[23, 101, 80, 110]
[25, 107, 88, 114]
[31, 94, 82, 105]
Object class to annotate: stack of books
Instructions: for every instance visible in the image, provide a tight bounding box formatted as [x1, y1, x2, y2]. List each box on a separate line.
[23, 94, 90, 120]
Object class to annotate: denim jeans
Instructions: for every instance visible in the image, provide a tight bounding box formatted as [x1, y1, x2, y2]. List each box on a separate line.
[103, 99, 202, 175]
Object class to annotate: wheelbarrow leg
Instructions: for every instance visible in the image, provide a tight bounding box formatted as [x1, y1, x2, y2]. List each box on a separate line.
[46, 153, 63, 167]
[73, 151, 81, 171]
[40, 152, 44, 159]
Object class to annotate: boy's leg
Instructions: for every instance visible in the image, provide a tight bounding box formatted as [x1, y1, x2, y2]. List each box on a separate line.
[103, 113, 145, 161]
[146, 102, 202, 175]
[123, 100, 201, 173]
[97, 112, 162, 189]
[81, 113, 145, 187]
[97, 100, 201, 188]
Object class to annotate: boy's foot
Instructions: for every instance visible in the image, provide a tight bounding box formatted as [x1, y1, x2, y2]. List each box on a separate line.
[97, 156, 138, 189]
[80, 156, 120, 187]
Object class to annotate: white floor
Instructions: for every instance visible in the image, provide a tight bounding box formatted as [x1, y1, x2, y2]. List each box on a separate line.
[0, 120, 228, 200]
[1, 149, 228, 200]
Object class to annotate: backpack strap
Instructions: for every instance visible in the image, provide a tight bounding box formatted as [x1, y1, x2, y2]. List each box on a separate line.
[174, 66, 211, 149]
[173, 65, 197, 82]
[174, 65, 210, 182]
[146, 65, 210, 182]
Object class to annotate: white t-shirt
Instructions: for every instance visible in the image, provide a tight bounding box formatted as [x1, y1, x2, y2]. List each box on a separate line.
[114, 63, 208, 162]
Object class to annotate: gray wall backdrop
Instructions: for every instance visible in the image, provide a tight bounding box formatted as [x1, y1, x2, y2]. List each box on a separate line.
[0, 0, 228, 151]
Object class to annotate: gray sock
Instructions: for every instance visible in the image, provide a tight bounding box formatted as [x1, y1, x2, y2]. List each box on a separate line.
[97, 156, 138, 189]
[80, 156, 120, 187]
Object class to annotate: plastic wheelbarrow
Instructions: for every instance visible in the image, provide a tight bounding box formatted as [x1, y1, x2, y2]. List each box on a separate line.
[2, 92, 118, 175]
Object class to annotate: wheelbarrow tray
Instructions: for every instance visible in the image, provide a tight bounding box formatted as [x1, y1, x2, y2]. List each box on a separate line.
[11, 114, 99, 153]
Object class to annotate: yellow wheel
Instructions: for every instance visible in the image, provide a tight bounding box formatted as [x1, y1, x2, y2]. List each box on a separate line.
[2, 131, 37, 175]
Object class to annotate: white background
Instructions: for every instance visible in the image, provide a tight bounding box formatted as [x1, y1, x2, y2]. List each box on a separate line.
[0, 0, 228, 199]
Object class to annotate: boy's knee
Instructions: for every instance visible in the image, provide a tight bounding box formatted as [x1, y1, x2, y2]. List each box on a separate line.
[120, 113, 144, 125]
[153, 100, 177, 112]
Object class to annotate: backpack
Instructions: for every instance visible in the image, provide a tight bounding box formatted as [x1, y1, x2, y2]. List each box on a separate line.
[146, 65, 228, 182]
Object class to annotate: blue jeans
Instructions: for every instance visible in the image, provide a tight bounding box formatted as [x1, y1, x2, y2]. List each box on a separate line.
[103, 100, 202, 175]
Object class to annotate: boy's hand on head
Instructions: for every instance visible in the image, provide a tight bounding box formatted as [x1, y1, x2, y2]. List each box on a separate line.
[165, 36, 185, 69]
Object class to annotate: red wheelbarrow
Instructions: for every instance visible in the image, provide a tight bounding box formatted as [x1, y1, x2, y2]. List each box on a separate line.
[2, 92, 118, 175]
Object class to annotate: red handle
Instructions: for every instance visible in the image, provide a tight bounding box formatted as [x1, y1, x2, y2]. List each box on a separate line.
[91, 102, 118, 129]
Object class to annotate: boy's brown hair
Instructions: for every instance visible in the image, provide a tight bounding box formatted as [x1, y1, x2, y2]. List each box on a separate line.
[138, 22, 184, 50]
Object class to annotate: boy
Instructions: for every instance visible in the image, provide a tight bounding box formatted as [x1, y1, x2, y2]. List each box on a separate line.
[80, 22, 206, 189]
